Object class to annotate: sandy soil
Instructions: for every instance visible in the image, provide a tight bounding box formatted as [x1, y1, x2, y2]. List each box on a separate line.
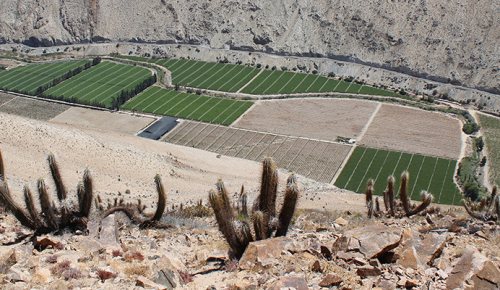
[359, 104, 462, 159]
[0, 92, 15, 105]
[233, 98, 379, 141]
[50, 107, 155, 135]
[0, 112, 364, 213]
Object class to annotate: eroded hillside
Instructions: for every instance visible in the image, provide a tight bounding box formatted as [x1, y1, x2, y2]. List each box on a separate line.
[0, 0, 498, 94]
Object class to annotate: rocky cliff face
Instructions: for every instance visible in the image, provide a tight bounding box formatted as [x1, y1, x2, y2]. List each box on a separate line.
[0, 0, 498, 94]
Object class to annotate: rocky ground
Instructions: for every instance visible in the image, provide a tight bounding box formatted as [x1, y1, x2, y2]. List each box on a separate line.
[0, 204, 498, 289]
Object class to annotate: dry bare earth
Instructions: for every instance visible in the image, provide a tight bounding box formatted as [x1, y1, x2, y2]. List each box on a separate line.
[0, 112, 363, 213]
[50, 107, 155, 135]
[0, 93, 69, 121]
[359, 104, 462, 159]
[234, 98, 378, 141]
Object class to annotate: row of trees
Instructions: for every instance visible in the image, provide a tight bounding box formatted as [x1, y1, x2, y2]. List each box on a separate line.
[110, 74, 157, 110]
[35, 57, 102, 95]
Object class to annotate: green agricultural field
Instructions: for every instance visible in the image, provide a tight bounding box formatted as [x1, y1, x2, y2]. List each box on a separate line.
[114, 55, 401, 97]
[151, 58, 260, 92]
[43, 61, 152, 108]
[334, 146, 460, 205]
[0, 60, 90, 95]
[121, 86, 253, 125]
[478, 114, 500, 186]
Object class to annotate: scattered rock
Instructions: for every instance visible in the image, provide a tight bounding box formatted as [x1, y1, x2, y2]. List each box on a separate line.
[345, 224, 402, 259]
[471, 260, 500, 289]
[267, 276, 308, 290]
[356, 266, 382, 277]
[334, 217, 348, 226]
[0, 248, 16, 274]
[136, 275, 168, 289]
[445, 246, 488, 289]
[311, 260, 322, 272]
[239, 237, 290, 270]
[318, 273, 342, 287]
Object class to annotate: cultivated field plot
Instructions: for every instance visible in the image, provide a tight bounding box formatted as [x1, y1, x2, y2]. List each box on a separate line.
[164, 121, 352, 183]
[359, 104, 462, 159]
[0, 94, 69, 121]
[0, 60, 90, 94]
[334, 147, 460, 205]
[121, 86, 253, 125]
[478, 114, 500, 186]
[240, 70, 398, 97]
[43, 61, 152, 107]
[151, 58, 261, 92]
[234, 98, 378, 141]
[118, 55, 399, 97]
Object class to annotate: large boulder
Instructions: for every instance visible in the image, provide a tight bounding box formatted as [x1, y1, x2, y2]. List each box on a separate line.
[239, 237, 292, 270]
[344, 224, 402, 259]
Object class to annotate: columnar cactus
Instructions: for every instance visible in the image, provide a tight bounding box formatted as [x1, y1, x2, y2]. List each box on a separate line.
[209, 157, 300, 259]
[463, 186, 498, 222]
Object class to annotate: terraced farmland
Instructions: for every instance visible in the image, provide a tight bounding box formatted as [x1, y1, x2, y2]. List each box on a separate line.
[334, 147, 460, 205]
[122, 86, 253, 125]
[43, 61, 152, 108]
[0, 60, 90, 94]
[164, 121, 352, 183]
[118, 55, 400, 97]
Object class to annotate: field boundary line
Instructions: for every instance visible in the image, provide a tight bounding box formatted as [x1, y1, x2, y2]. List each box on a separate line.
[436, 160, 452, 204]
[372, 151, 391, 187]
[275, 137, 299, 165]
[304, 75, 321, 92]
[171, 94, 203, 116]
[248, 70, 276, 94]
[306, 142, 330, 177]
[128, 87, 163, 110]
[243, 133, 268, 159]
[274, 73, 301, 94]
[285, 139, 310, 168]
[197, 64, 232, 88]
[10, 62, 74, 92]
[149, 91, 183, 114]
[234, 131, 259, 157]
[176, 62, 212, 85]
[91, 68, 149, 103]
[223, 130, 250, 156]
[48, 62, 118, 96]
[217, 66, 250, 91]
[229, 101, 256, 126]
[0, 61, 60, 87]
[161, 120, 189, 141]
[289, 73, 310, 93]
[237, 69, 264, 93]
[357, 102, 381, 141]
[391, 152, 404, 176]
[0, 96, 19, 108]
[410, 156, 426, 199]
[193, 124, 220, 148]
[254, 134, 279, 160]
[426, 158, 439, 191]
[20, 61, 89, 93]
[355, 149, 380, 193]
[262, 72, 288, 95]
[331, 144, 356, 184]
[319, 145, 349, 183]
[212, 128, 238, 152]
[203, 126, 230, 150]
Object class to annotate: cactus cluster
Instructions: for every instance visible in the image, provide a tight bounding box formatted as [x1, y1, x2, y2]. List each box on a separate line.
[96, 174, 169, 228]
[365, 171, 434, 218]
[0, 150, 93, 235]
[209, 157, 299, 259]
[463, 186, 499, 223]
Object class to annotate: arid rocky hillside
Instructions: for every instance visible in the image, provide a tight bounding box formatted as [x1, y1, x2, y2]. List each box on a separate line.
[0, 0, 498, 94]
